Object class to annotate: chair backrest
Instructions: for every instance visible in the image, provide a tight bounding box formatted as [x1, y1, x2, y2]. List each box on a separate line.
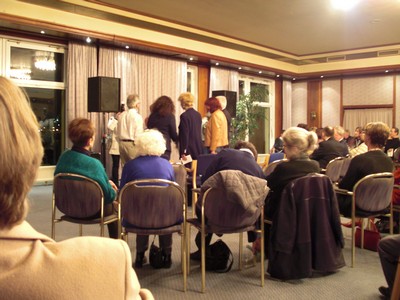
[393, 147, 400, 162]
[268, 152, 285, 164]
[263, 159, 287, 177]
[201, 170, 269, 232]
[119, 179, 185, 229]
[339, 156, 352, 179]
[325, 157, 345, 183]
[172, 163, 187, 193]
[53, 173, 103, 218]
[353, 172, 394, 213]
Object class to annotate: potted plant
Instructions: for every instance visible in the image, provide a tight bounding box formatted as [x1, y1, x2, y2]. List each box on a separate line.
[231, 86, 267, 146]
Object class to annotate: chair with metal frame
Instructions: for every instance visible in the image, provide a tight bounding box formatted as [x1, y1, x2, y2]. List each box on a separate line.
[51, 173, 120, 239]
[262, 158, 287, 177]
[267, 173, 345, 280]
[186, 154, 216, 217]
[187, 170, 269, 293]
[119, 178, 187, 292]
[325, 156, 345, 184]
[336, 172, 394, 267]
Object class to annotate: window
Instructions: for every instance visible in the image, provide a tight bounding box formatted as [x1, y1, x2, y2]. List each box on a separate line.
[187, 65, 198, 108]
[239, 75, 274, 153]
[4, 39, 66, 165]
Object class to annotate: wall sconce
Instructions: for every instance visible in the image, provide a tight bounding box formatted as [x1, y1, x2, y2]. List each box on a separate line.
[310, 111, 317, 120]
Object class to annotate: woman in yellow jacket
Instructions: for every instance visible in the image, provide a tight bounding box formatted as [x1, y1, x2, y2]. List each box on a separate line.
[204, 96, 229, 154]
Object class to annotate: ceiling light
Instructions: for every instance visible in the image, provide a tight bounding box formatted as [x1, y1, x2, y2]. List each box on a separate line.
[40, 30, 45, 34]
[276, 75, 280, 78]
[125, 45, 129, 49]
[331, 0, 361, 11]
[320, 75, 324, 78]
[238, 67, 242, 70]
[385, 70, 389, 73]
[215, 62, 219, 66]
[10, 68, 31, 80]
[189, 57, 194, 61]
[86, 37, 92, 43]
[258, 71, 262, 74]
[293, 78, 296, 81]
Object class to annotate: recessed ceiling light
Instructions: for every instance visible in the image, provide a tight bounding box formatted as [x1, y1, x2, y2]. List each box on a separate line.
[238, 67, 242, 70]
[293, 78, 296, 81]
[189, 57, 194, 61]
[40, 30, 45, 34]
[215, 62, 219, 66]
[258, 71, 262, 74]
[385, 70, 389, 73]
[86, 37, 92, 43]
[331, 0, 361, 11]
[125, 45, 129, 49]
[320, 75, 324, 78]
[276, 74, 280, 78]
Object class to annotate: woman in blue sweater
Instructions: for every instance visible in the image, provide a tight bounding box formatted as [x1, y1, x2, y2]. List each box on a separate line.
[54, 118, 119, 238]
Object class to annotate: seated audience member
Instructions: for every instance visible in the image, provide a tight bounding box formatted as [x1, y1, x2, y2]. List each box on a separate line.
[297, 123, 308, 130]
[349, 128, 368, 157]
[353, 126, 363, 148]
[337, 122, 394, 217]
[191, 141, 265, 259]
[384, 127, 400, 158]
[334, 126, 348, 146]
[55, 118, 119, 239]
[120, 129, 175, 269]
[264, 127, 320, 255]
[265, 127, 320, 219]
[310, 126, 348, 169]
[0, 77, 153, 300]
[343, 129, 355, 149]
[270, 130, 284, 153]
[378, 235, 400, 299]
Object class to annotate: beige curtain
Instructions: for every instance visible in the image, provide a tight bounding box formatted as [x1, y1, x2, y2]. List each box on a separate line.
[209, 67, 239, 97]
[343, 108, 392, 133]
[98, 47, 187, 162]
[66, 42, 98, 149]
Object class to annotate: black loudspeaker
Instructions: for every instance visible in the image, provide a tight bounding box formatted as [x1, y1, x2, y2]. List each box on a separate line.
[88, 77, 121, 112]
[212, 90, 237, 118]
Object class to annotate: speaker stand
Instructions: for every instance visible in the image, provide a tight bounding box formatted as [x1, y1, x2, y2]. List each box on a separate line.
[101, 112, 107, 168]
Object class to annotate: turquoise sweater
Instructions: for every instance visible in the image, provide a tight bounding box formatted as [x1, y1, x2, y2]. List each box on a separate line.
[54, 150, 116, 204]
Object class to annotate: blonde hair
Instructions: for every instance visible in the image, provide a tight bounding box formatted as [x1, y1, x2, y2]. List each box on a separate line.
[178, 92, 194, 109]
[133, 129, 166, 158]
[0, 77, 43, 229]
[283, 126, 317, 159]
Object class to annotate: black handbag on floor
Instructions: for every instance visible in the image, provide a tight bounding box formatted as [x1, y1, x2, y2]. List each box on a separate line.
[205, 239, 234, 273]
[149, 236, 164, 269]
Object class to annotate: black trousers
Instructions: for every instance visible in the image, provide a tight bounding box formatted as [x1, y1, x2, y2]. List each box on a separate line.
[111, 154, 120, 187]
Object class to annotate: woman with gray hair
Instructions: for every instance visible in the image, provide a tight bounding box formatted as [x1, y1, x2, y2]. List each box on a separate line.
[0, 77, 153, 299]
[120, 129, 175, 269]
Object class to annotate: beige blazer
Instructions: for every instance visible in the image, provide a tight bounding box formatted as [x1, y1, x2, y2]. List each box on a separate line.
[0, 222, 153, 300]
[204, 109, 228, 152]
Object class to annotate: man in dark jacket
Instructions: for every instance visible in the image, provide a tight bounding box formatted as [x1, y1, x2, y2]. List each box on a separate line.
[310, 126, 349, 169]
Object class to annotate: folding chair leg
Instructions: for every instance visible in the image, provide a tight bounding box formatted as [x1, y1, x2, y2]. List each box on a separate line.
[181, 230, 187, 292]
[239, 232, 243, 270]
[201, 229, 206, 293]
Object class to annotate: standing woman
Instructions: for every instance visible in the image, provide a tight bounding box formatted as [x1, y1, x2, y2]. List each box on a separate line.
[178, 92, 203, 160]
[108, 103, 125, 186]
[204, 97, 228, 154]
[147, 96, 178, 160]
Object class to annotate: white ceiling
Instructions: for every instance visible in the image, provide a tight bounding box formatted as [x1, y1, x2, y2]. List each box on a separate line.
[99, 0, 400, 56]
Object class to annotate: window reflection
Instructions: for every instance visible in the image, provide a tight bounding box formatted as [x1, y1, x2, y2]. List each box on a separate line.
[10, 47, 64, 82]
[25, 87, 64, 165]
